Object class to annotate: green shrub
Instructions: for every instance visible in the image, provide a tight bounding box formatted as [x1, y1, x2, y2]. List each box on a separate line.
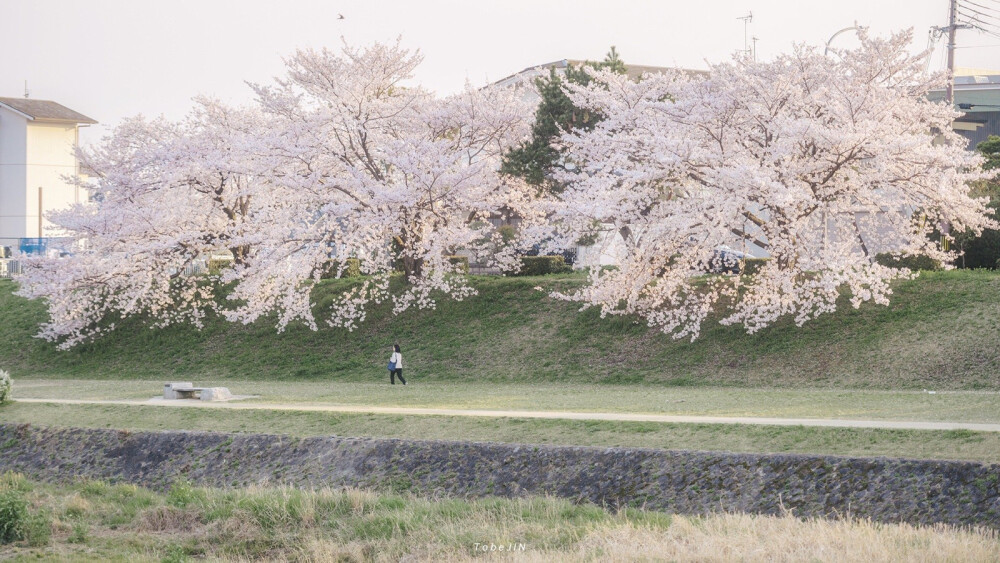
[0, 488, 27, 544]
[167, 480, 205, 509]
[510, 256, 572, 276]
[446, 256, 470, 273]
[575, 231, 599, 247]
[960, 228, 1000, 269]
[0, 473, 29, 493]
[23, 512, 51, 547]
[321, 258, 362, 279]
[0, 369, 10, 404]
[79, 480, 109, 498]
[68, 521, 88, 544]
[740, 258, 770, 276]
[496, 225, 517, 243]
[162, 544, 190, 563]
[207, 258, 233, 275]
[874, 253, 942, 271]
[236, 488, 310, 532]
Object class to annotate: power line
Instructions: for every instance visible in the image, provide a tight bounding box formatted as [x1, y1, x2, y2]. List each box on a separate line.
[959, 14, 998, 33]
[963, 24, 1000, 41]
[962, 0, 1000, 16]
[961, 18, 1000, 40]
[958, 5, 1000, 26]
[973, 28, 1000, 41]
[957, 9, 1000, 35]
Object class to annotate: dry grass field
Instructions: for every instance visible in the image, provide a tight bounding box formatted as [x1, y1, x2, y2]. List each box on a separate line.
[0, 473, 996, 562]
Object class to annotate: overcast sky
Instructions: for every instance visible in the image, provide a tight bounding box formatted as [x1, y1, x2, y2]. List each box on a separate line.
[3, 0, 998, 144]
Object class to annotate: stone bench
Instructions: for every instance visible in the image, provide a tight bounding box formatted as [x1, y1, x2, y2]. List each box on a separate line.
[163, 382, 232, 401]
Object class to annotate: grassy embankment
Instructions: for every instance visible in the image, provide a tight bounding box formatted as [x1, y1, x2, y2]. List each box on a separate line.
[2, 269, 999, 389]
[0, 473, 996, 562]
[3, 271, 1000, 461]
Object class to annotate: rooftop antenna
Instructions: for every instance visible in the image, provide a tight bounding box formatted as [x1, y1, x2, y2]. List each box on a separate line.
[23, 80, 29, 99]
[751, 35, 760, 61]
[737, 12, 753, 58]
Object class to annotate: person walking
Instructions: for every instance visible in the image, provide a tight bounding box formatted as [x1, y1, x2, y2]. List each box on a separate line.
[388, 343, 406, 385]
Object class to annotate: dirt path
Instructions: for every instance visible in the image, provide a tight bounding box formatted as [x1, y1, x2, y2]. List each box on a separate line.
[13, 397, 1000, 432]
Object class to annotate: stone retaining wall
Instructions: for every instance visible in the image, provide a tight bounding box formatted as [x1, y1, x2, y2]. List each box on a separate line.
[1, 423, 998, 527]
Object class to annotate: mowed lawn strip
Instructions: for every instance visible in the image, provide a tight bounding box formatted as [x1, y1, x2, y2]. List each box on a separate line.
[2, 402, 999, 463]
[3, 270, 1000, 389]
[12, 380, 1000, 424]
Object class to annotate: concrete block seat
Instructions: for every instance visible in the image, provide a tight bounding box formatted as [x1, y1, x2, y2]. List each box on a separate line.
[163, 382, 232, 401]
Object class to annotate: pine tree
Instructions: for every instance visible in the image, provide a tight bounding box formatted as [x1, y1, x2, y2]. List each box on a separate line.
[501, 47, 627, 191]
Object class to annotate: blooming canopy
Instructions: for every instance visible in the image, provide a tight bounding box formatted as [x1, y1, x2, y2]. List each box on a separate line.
[548, 30, 994, 339]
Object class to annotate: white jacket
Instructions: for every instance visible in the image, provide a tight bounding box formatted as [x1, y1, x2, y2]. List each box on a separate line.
[390, 351, 403, 369]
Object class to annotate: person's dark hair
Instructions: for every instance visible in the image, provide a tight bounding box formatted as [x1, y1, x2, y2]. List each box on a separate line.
[394, 343, 401, 353]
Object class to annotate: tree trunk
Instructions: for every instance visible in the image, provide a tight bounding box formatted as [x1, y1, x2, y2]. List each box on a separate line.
[230, 244, 251, 266]
[402, 256, 423, 283]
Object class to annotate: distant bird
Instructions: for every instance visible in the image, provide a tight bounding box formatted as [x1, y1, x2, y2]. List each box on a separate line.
[338, 13, 345, 19]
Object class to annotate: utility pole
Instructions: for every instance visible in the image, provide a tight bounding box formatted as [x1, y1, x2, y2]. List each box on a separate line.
[946, 0, 958, 105]
[737, 12, 753, 58]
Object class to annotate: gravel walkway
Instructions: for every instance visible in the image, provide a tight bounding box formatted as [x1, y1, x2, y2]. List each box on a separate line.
[13, 397, 1000, 432]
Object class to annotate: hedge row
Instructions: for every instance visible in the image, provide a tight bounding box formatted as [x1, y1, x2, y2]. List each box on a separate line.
[874, 253, 943, 271]
[509, 256, 573, 276]
[207, 258, 233, 275]
[315, 255, 576, 278]
[320, 258, 363, 279]
[447, 256, 470, 273]
[740, 258, 770, 276]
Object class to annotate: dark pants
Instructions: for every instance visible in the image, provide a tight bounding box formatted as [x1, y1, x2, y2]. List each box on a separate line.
[391, 368, 406, 385]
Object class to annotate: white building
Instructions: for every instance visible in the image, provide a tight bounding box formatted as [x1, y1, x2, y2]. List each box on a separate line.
[0, 97, 96, 250]
[928, 68, 1000, 149]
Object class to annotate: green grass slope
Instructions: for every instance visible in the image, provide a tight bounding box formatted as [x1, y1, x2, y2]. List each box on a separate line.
[1, 270, 999, 389]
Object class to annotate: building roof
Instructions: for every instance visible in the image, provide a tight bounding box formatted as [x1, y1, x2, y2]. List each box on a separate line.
[928, 80, 1000, 112]
[493, 59, 707, 89]
[0, 97, 97, 124]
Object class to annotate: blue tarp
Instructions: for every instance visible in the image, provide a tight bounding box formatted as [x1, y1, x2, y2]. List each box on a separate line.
[18, 238, 48, 255]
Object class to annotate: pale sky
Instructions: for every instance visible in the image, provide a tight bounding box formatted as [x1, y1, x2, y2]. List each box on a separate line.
[2, 0, 998, 144]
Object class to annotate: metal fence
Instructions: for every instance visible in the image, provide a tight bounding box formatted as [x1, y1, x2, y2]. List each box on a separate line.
[468, 264, 501, 275]
[0, 259, 22, 279]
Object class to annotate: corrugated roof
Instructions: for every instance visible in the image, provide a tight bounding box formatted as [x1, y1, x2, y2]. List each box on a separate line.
[493, 59, 706, 88]
[928, 81, 1000, 112]
[953, 75, 1000, 86]
[0, 97, 97, 124]
[562, 59, 708, 81]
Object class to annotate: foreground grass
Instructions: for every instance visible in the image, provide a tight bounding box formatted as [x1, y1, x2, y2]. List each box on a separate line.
[13, 379, 1000, 423]
[4, 402, 1000, 463]
[2, 270, 1000, 389]
[0, 473, 996, 562]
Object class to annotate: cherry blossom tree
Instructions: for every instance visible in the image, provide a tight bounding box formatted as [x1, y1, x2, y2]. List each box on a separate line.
[549, 29, 995, 340]
[17, 41, 536, 347]
[15, 99, 271, 349]
[222, 41, 537, 332]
